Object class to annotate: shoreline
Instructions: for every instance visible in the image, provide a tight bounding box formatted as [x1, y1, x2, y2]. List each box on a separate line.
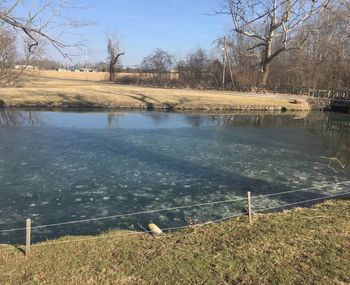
[0, 103, 306, 112]
[0, 105, 311, 116]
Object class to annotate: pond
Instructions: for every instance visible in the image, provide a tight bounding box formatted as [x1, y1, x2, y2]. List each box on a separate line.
[0, 110, 350, 244]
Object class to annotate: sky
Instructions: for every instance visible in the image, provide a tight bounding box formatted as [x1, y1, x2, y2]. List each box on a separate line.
[55, 0, 232, 65]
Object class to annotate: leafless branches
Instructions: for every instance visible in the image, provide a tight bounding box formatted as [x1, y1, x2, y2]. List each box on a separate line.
[0, 28, 16, 85]
[0, 0, 87, 87]
[141, 49, 174, 83]
[107, 33, 125, 82]
[0, 0, 86, 58]
[222, 0, 333, 84]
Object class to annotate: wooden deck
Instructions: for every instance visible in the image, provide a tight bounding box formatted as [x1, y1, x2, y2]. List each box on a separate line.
[309, 89, 350, 110]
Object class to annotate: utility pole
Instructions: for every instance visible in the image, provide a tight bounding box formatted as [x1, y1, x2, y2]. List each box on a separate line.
[225, 40, 235, 89]
[222, 36, 227, 90]
[85, 49, 88, 80]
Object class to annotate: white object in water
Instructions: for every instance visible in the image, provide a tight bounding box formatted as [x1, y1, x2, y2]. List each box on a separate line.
[148, 223, 164, 236]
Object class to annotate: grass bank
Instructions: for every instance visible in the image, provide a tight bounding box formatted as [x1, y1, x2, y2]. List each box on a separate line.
[1, 200, 349, 284]
[0, 71, 309, 111]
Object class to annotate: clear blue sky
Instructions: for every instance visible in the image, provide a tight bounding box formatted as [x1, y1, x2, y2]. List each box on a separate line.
[61, 0, 232, 65]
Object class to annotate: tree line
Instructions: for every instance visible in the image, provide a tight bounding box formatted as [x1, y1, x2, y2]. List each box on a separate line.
[1, 0, 350, 91]
[113, 1, 350, 91]
[0, 0, 86, 86]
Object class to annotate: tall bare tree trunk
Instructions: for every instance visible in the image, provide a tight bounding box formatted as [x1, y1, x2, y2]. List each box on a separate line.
[107, 35, 124, 82]
[261, 64, 270, 85]
[261, 38, 272, 85]
[108, 52, 124, 82]
[109, 65, 114, 82]
[225, 0, 331, 88]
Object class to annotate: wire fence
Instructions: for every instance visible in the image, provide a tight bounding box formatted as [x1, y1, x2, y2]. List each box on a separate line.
[1, 181, 349, 234]
[0, 196, 249, 233]
[0, 212, 247, 253]
[0, 181, 349, 253]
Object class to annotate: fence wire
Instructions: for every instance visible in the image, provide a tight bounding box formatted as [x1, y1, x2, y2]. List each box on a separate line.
[0, 196, 249, 233]
[0, 189, 349, 253]
[254, 191, 350, 213]
[0, 181, 349, 234]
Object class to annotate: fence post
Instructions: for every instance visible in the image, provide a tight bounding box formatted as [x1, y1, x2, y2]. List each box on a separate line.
[247, 192, 253, 224]
[25, 218, 31, 256]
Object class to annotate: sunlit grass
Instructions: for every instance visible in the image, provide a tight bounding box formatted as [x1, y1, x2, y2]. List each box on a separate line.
[0, 71, 309, 111]
[0, 199, 349, 284]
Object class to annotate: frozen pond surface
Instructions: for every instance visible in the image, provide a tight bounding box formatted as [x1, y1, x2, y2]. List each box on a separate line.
[0, 110, 350, 243]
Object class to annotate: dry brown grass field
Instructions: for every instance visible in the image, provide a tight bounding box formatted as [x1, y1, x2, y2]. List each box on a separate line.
[40, 70, 160, 82]
[0, 71, 309, 111]
[42, 70, 109, 81]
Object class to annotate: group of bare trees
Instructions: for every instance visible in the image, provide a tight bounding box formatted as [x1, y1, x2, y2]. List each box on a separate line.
[223, 0, 333, 85]
[0, 28, 17, 86]
[222, 0, 350, 89]
[0, 0, 85, 87]
[113, 48, 225, 89]
[114, 0, 350, 91]
[1, 0, 350, 91]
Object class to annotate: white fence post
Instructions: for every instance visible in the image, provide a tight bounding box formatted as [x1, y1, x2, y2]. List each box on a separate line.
[25, 218, 31, 256]
[247, 192, 253, 224]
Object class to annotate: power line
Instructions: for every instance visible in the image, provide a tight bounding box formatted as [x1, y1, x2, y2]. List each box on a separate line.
[0, 181, 349, 234]
[253, 181, 350, 200]
[1, 191, 349, 252]
[0, 212, 246, 252]
[254, 191, 350, 212]
[0, 196, 248, 233]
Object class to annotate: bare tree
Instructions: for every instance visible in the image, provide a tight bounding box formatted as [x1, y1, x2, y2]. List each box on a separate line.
[187, 48, 209, 83]
[0, 1, 86, 57]
[0, 1, 86, 87]
[107, 34, 125, 82]
[226, 34, 261, 85]
[207, 58, 224, 88]
[95, 61, 107, 72]
[0, 28, 17, 86]
[224, 0, 332, 85]
[141, 49, 173, 83]
[0, 26, 46, 87]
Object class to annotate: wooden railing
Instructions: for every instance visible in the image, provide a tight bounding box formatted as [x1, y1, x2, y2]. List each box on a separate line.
[235, 84, 309, 95]
[309, 89, 350, 100]
[232, 85, 350, 99]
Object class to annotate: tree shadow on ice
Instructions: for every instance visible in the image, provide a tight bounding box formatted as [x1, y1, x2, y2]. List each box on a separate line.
[84, 134, 332, 206]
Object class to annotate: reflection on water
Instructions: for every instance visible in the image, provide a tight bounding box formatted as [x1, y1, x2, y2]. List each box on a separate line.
[2, 110, 350, 165]
[0, 110, 350, 244]
[0, 110, 42, 126]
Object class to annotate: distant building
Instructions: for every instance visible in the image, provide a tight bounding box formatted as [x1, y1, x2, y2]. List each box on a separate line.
[72, 68, 95, 72]
[14, 65, 39, 71]
[79, 68, 96, 73]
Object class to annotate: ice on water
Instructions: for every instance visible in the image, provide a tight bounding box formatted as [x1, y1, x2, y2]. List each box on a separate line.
[0, 111, 349, 243]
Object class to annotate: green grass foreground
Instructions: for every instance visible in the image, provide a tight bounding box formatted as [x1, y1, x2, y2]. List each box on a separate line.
[0, 200, 349, 284]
